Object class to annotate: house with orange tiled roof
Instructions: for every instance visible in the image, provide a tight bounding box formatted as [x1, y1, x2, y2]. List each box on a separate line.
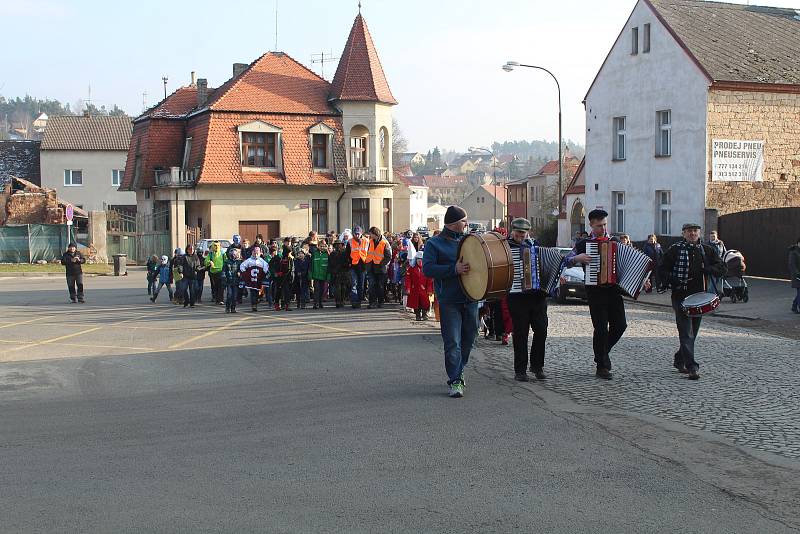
[460, 184, 507, 229]
[120, 11, 397, 249]
[525, 153, 580, 233]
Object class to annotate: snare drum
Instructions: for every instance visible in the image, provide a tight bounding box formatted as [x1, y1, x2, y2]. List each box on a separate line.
[681, 292, 720, 317]
[457, 232, 513, 301]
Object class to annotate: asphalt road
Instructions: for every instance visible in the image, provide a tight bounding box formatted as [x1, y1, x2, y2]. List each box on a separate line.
[0, 275, 798, 533]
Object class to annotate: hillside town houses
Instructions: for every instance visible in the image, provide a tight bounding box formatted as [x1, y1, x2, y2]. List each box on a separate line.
[579, 0, 800, 247]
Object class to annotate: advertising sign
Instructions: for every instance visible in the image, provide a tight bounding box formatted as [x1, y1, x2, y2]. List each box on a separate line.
[711, 139, 764, 182]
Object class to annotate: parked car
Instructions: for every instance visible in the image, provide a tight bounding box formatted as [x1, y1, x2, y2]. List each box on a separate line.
[554, 247, 587, 303]
[468, 223, 486, 234]
[416, 226, 430, 238]
[195, 239, 231, 255]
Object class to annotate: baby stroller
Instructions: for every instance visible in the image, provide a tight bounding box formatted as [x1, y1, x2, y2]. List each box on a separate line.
[721, 250, 749, 303]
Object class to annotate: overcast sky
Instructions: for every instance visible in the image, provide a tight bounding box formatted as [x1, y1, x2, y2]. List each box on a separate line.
[2, 0, 799, 153]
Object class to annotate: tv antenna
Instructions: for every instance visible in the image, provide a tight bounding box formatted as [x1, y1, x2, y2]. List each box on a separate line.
[162, 75, 169, 99]
[142, 92, 148, 112]
[311, 51, 339, 80]
[274, 0, 279, 50]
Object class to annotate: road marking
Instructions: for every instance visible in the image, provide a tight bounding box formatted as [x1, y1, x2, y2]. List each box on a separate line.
[168, 314, 253, 349]
[256, 314, 366, 335]
[4, 307, 172, 354]
[0, 315, 54, 329]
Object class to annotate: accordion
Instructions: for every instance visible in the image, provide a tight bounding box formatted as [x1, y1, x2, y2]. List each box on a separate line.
[511, 244, 564, 296]
[584, 239, 653, 299]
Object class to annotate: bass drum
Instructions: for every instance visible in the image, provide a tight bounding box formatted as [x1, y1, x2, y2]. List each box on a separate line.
[457, 231, 513, 301]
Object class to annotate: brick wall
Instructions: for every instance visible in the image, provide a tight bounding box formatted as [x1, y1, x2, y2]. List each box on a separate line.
[706, 89, 800, 215]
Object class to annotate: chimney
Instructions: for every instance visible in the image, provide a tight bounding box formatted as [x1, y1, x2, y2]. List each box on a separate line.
[197, 78, 208, 107]
[232, 63, 248, 78]
[190, 71, 197, 86]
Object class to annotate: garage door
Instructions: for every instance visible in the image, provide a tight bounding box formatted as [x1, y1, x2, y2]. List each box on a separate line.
[238, 220, 280, 243]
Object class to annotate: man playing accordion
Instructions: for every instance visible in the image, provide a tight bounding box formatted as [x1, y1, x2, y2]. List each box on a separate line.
[565, 209, 650, 379]
[506, 218, 549, 382]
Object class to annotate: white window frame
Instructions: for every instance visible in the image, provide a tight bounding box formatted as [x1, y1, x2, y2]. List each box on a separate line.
[657, 190, 671, 235]
[309, 122, 335, 171]
[656, 110, 671, 157]
[631, 26, 639, 55]
[64, 169, 83, 187]
[237, 120, 283, 173]
[613, 191, 625, 233]
[111, 169, 123, 187]
[613, 117, 626, 161]
[182, 137, 193, 170]
[643, 23, 651, 53]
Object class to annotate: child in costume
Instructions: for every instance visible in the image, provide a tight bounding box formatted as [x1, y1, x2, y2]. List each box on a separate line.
[404, 251, 434, 321]
[239, 247, 269, 312]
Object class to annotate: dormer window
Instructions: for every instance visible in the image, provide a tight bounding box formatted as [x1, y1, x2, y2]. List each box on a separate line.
[237, 121, 283, 172]
[309, 122, 335, 172]
[242, 133, 276, 167]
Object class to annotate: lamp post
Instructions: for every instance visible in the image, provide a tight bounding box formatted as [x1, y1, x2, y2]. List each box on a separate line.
[502, 61, 563, 219]
[468, 146, 500, 228]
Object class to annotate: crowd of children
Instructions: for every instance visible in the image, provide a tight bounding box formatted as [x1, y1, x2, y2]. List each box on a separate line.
[146, 229, 438, 320]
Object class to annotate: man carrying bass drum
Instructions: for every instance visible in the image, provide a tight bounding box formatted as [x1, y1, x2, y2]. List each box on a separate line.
[658, 222, 726, 380]
[422, 205, 477, 399]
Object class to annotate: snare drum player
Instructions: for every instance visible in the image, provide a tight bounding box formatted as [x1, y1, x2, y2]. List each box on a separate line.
[658, 222, 726, 380]
[507, 218, 549, 382]
[422, 205, 477, 398]
[565, 209, 649, 379]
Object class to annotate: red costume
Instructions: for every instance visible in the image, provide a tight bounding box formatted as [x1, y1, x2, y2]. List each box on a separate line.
[404, 263, 433, 310]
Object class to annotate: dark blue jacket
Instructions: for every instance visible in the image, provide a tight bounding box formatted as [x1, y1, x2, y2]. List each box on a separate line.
[422, 228, 470, 304]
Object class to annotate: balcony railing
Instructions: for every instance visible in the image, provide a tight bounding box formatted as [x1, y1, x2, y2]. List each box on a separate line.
[347, 167, 392, 183]
[155, 167, 197, 187]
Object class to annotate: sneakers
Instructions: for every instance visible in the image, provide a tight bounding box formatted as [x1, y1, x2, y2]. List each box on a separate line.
[532, 368, 547, 380]
[688, 368, 700, 380]
[501, 333, 509, 345]
[448, 381, 464, 398]
[514, 373, 529, 382]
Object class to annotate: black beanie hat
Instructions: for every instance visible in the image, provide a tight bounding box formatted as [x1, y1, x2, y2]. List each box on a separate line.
[444, 205, 467, 225]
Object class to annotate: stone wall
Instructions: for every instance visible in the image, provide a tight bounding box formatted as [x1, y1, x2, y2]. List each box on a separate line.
[706, 89, 800, 215]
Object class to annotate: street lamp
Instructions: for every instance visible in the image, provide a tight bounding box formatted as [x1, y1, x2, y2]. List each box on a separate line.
[502, 61, 563, 219]
[468, 146, 500, 228]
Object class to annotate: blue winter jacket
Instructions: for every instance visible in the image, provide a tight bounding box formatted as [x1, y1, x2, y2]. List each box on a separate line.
[422, 228, 470, 304]
[157, 264, 172, 284]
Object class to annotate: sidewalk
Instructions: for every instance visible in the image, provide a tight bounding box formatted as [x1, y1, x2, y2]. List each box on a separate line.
[631, 276, 793, 321]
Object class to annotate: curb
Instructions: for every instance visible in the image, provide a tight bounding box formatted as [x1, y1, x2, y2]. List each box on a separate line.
[0, 272, 110, 278]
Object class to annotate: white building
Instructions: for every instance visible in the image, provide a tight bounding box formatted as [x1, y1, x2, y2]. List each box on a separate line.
[584, 0, 800, 241]
[394, 175, 429, 231]
[40, 115, 135, 212]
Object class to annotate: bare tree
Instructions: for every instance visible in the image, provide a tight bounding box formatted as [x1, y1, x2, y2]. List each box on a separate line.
[392, 117, 408, 167]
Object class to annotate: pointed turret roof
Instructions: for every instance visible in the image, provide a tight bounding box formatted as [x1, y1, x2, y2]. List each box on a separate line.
[330, 14, 397, 105]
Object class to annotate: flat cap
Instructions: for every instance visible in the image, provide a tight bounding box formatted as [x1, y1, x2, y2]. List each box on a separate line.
[511, 218, 531, 231]
[682, 222, 702, 231]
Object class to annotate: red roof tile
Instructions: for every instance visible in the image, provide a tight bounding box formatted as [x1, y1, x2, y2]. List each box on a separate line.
[206, 52, 338, 115]
[535, 156, 580, 176]
[136, 86, 201, 121]
[479, 183, 507, 205]
[330, 14, 397, 105]
[194, 112, 345, 186]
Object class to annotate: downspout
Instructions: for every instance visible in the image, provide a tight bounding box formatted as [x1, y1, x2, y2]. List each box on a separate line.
[336, 184, 347, 232]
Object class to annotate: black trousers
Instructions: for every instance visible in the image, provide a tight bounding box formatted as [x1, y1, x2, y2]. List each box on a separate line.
[209, 272, 223, 303]
[586, 286, 627, 370]
[671, 294, 702, 371]
[507, 292, 548, 373]
[66, 273, 84, 300]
